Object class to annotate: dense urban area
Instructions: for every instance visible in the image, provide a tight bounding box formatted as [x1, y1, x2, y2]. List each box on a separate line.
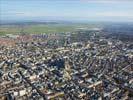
[0, 25, 133, 100]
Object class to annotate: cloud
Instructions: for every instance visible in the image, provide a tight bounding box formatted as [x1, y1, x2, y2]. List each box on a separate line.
[97, 12, 133, 18]
[2, 11, 45, 17]
[3, 11, 133, 20]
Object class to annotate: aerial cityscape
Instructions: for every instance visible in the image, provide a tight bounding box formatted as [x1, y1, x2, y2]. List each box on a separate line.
[0, 0, 133, 100]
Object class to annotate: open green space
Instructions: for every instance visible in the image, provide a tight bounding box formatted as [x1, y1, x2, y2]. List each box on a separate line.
[0, 23, 102, 35]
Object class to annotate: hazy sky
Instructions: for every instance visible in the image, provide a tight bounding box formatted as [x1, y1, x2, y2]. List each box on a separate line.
[1, 0, 133, 22]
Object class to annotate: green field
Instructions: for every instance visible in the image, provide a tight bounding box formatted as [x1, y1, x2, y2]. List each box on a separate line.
[0, 23, 102, 35]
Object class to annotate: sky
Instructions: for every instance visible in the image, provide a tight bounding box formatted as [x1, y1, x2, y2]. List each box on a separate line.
[0, 0, 133, 22]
